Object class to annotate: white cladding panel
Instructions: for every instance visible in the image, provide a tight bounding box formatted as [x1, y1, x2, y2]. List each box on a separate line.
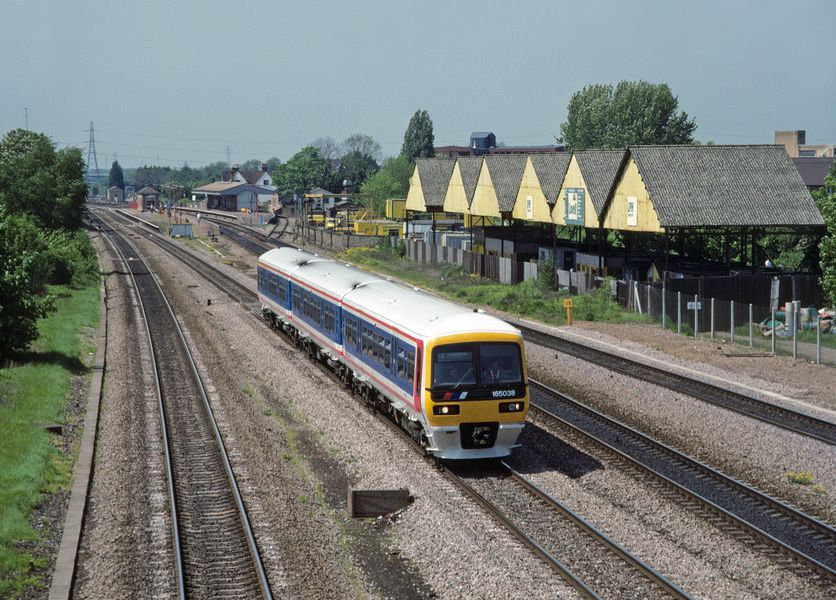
[259, 248, 518, 339]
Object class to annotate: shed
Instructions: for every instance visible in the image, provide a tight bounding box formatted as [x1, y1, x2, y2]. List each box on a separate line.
[405, 158, 455, 213]
[443, 156, 483, 215]
[554, 150, 625, 227]
[106, 186, 124, 203]
[514, 153, 571, 223]
[602, 145, 824, 231]
[136, 186, 159, 210]
[470, 154, 528, 218]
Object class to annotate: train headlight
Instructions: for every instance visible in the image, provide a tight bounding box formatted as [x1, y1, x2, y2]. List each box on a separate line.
[499, 401, 525, 413]
[433, 404, 460, 415]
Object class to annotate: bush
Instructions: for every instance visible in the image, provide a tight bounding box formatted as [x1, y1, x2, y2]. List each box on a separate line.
[537, 260, 555, 291]
[0, 212, 56, 359]
[573, 280, 622, 321]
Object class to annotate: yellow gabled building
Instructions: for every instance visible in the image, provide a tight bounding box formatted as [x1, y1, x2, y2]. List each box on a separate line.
[557, 150, 626, 228]
[602, 152, 664, 232]
[443, 156, 482, 215]
[406, 158, 455, 213]
[470, 154, 528, 219]
[512, 154, 570, 223]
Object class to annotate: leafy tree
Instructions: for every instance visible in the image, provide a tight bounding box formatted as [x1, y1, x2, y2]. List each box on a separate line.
[202, 161, 229, 183]
[559, 81, 696, 150]
[814, 166, 836, 305]
[0, 209, 55, 359]
[360, 169, 402, 216]
[133, 165, 173, 189]
[240, 159, 262, 171]
[0, 129, 87, 229]
[274, 146, 333, 197]
[108, 160, 124, 190]
[266, 156, 282, 174]
[401, 109, 435, 162]
[342, 133, 382, 163]
[381, 155, 413, 193]
[338, 151, 378, 191]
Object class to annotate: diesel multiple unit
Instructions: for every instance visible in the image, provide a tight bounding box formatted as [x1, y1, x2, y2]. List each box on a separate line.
[257, 247, 529, 459]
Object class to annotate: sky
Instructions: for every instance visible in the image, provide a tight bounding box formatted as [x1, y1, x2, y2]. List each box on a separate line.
[1, 0, 834, 170]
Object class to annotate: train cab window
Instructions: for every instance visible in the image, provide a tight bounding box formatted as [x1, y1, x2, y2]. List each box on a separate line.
[432, 344, 476, 388]
[479, 343, 523, 385]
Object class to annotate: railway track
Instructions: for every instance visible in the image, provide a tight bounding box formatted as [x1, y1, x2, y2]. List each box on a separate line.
[514, 322, 836, 446]
[529, 378, 836, 581]
[204, 217, 290, 255]
[91, 210, 272, 599]
[93, 208, 835, 588]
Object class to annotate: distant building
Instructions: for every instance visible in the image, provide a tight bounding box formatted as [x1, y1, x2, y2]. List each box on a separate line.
[775, 130, 835, 158]
[106, 186, 124, 203]
[223, 164, 277, 207]
[191, 181, 274, 212]
[793, 157, 836, 189]
[435, 131, 564, 158]
[136, 186, 159, 210]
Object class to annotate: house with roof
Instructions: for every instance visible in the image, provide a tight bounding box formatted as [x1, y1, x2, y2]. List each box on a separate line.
[514, 153, 571, 224]
[191, 181, 276, 212]
[106, 186, 124, 203]
[406, 158, 455, 214]
[223, 164, 277, 207]
[470, 154, 528, 219]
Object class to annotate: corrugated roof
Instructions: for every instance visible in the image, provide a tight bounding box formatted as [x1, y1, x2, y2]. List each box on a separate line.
[193, 181, 247, 193]
[574, 150, 626, 217]
[137, 186, 158, 195]
[456, 156, 483, 203]
[483, 154, 528, 213]
[415, 158, 455, 208]
[530, 153, 572, 204]
[630, 145, 824, 227]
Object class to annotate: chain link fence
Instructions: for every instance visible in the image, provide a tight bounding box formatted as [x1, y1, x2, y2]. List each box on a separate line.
[621, 281, 834, 365]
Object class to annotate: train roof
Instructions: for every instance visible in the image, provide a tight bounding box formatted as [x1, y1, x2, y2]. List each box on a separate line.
[258, 248, 519, 340]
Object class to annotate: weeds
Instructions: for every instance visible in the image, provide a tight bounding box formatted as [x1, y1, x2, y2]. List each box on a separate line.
[786, 470, 814, 485]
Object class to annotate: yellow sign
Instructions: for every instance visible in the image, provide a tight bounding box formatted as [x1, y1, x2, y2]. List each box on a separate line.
[563, 298, 573, 308]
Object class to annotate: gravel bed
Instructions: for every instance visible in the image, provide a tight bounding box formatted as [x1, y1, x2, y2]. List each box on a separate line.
[454, 465, 670, 599]
[524, 340, 836, 526]
[552, 321, 836, 415]
[506, 414, 833, 599]
[74, 232, 174, 599]
[131, 229, 581, 599]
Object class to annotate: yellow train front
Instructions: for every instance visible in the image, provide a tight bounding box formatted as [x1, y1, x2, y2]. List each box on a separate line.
[421, 320, 529, 459]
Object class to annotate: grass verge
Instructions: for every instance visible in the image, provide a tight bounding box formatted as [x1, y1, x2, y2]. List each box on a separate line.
[340, 245, 649, 326]
[0, 282, 99, 598]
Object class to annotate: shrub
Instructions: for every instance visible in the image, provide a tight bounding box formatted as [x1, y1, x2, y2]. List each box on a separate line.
[786, 470, 814, 485]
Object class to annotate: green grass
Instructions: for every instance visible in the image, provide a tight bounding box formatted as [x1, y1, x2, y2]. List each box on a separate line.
[340, 245, 648, 326]
[0, 283, 99, 598]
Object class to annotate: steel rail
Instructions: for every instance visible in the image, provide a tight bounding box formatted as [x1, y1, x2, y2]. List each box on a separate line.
[514, 322, 836, 446]
[501, 462, 692, 599]
[91, 209, 273, 598]
[529, 378, 836, 581]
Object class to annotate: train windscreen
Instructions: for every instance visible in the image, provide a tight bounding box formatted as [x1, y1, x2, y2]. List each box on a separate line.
[431, 342, 522, 389]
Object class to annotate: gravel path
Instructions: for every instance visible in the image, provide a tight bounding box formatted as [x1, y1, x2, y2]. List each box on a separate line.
[128, 227, 580, 599]
[74, 231, 174, 599]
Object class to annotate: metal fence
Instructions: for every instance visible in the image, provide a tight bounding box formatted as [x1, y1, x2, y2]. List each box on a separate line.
[621, 281, 833, 365]
[300, 228, 392, 250]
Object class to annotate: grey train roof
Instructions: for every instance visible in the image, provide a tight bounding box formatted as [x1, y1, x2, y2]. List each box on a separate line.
[259, 248, 519, 339]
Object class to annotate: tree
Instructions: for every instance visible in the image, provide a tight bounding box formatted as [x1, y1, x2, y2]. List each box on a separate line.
[0, 208, 55, 359]
[0, 129, 87, 230]
[274, 146, 333, 197]
[559, 81, 696, 150]
[814, 166, 836, 306]
[338, 151, 378, 191]
[240, 159, 262, 171]
[401, 109, 435, 162]
[342, 133, 382, 163]
[311, 136, 343, 162]
[360, 169, 402, 216]
[266, 156, 282, 174]
[108, 160, 124, 190]
[380, 155, 413, 193]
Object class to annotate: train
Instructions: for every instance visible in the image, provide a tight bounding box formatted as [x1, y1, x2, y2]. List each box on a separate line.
[256, 247, 529, 459]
